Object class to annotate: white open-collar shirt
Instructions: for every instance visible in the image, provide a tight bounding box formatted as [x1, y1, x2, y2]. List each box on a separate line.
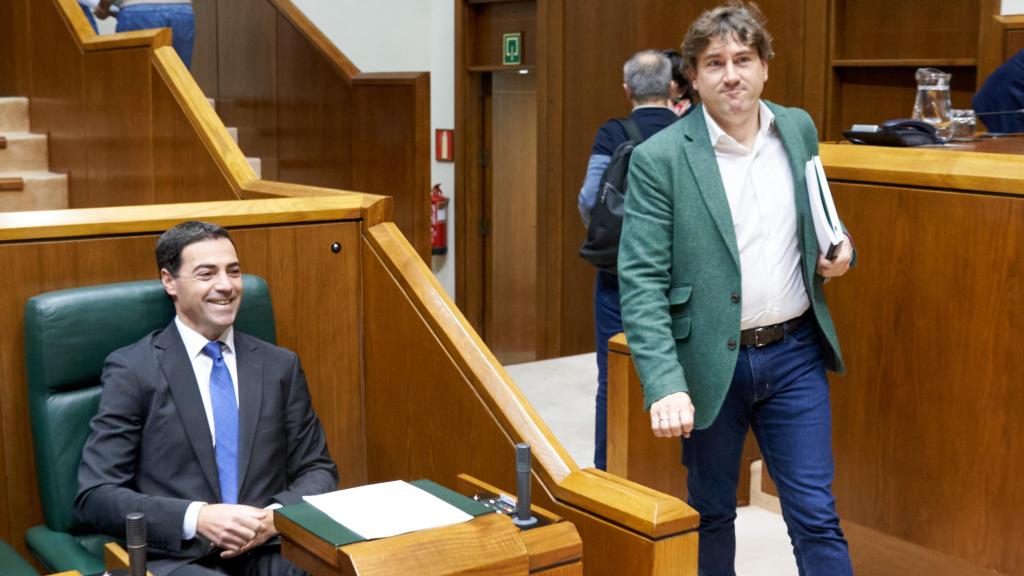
[702, 101, 810, 330]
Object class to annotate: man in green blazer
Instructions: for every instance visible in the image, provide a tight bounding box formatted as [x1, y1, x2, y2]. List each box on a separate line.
[618, 3, 854, 575]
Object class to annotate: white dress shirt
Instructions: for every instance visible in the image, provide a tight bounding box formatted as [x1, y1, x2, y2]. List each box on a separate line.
[702, 102, 810, 330]
[174, 317, 238, 540]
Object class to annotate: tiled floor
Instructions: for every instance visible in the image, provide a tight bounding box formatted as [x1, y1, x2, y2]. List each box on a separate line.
[507, 352, 799, 576]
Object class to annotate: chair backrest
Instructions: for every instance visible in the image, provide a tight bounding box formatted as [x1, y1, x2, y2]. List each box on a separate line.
[24, 275, 276, 532]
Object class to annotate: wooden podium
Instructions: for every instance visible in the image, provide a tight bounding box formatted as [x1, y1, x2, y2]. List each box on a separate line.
[275, 476, 583, 576]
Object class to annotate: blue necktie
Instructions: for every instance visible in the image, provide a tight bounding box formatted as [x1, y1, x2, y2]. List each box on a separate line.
[202, 341, 238, 504]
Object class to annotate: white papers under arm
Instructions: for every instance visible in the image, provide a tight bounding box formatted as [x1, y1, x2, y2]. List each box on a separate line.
[303, 480, 473, 541]
[805, 156, 844, 259]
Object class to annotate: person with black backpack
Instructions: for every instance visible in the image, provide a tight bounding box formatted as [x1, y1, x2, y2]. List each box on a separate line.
[577, 50, 684, 470]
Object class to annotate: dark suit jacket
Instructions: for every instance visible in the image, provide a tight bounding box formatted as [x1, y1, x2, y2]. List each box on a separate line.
[75, 321, 338, 574]
[618, 102, 849, 429]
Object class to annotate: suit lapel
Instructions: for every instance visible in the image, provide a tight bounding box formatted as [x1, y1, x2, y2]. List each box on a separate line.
[681, 105, 740, 268]
[769, 103, 818, 285]
[234, 332, 264, 498]
[156, 323, 221, 499]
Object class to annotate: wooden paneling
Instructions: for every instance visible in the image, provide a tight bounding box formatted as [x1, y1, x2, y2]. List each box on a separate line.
[0, 0, 31, 96]
[216, 0, 280, 180]
[470, 1, 537, 68]
[834, 0, 979, 60]
[82, 48, 156, 207]
[352, 74, 431, 263]
[0, 212, 364, 559]
[1009, 30, 1024, 57]
[190, 0, 219, 98]
[825, 179, 1023, 575]
[486, 71, 538, 364]
[275, 15, 349, 190]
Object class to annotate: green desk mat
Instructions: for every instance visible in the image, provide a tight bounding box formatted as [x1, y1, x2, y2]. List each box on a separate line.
[277, 479, 493, 547]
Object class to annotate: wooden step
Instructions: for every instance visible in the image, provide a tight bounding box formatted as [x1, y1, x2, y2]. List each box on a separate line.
[0, 132, 49, 172]
[0, 177, 24, 191]
[0, 171, 68, 212]
[0, 97, 30, 132]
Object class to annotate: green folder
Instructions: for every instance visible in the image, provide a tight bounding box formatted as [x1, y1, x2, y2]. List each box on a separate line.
[277, 480, 493, 547]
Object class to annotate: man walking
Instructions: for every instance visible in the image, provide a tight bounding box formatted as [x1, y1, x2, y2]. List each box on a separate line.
[618, 3, 854, 574]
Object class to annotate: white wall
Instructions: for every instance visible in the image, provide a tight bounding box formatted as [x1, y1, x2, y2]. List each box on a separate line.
[1002, 0, 1024, 15]
[291, 0, 457, 299]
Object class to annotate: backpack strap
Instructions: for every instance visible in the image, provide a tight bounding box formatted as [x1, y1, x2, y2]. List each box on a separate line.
[616, 117, 644, 143]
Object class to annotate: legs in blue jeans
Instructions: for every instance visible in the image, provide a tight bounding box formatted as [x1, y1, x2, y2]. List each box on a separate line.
[79, 2, 99, 33]
[593, 271, 621, 471]
[682, 320, 852, 576]
[116, 4, 195, 69]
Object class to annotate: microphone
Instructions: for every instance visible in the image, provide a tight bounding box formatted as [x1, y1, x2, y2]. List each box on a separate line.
[126, 512, 147, 576]
[512, 443, 538, 528]
[974, 108, 1024, 117]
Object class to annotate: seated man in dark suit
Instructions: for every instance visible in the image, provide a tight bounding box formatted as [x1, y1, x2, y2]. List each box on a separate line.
[76, 221, 338, 576]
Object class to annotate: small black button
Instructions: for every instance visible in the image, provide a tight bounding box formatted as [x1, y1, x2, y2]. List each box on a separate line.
[727, 339, 737, 350]
[730, 292, 740, 304]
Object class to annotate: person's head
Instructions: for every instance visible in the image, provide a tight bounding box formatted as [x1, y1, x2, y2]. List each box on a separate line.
[157, 221, 242, 341]
[680, 1, 773, 126]
[622, 50, 672, 106]
[662, 49, 695, 104]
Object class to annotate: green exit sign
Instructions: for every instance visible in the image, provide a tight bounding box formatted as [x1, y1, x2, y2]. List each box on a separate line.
[503, 33, 522, 66]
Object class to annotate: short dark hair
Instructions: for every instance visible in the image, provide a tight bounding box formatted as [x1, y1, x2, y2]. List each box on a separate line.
[680, 1, 774, 80]
[156, 221, 233, 277]
[623, 50, 672, 103]
[662, 49, 696, 102]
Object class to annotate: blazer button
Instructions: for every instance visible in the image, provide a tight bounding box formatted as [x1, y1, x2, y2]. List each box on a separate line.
[727, 339, 737, 350]
[730, 292, 740, 304]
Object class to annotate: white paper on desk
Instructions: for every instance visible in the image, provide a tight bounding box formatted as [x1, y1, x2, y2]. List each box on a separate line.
[805, 155, 845, 258]
[303, 480, 473, 540]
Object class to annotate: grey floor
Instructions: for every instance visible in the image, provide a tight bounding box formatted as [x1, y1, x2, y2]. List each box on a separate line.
[506, 353, 799, 576]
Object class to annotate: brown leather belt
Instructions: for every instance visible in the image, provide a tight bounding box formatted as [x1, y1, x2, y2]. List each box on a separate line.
[740, 312, 811, 348]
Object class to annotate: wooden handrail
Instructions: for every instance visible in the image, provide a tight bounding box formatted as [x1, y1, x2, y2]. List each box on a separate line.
[820, 143, 1024, 196]
[0, 195, 389, 242]
[150, 47, 256, 195]
[364, 222, 699, 538]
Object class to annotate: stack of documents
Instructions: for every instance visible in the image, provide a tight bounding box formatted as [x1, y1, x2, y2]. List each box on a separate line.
[805, 155, 844, 260]
[303, 480, 474, 540]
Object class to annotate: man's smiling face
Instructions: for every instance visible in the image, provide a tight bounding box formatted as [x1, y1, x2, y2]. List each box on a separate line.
[161, 237, 243, 341]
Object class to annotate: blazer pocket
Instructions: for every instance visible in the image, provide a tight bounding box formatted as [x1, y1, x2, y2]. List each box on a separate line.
[671, 315, 692, 340]
[667, 285, 692, 318]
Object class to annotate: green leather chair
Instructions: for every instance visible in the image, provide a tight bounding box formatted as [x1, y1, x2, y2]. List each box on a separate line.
[24, 275, 276, 573]
[0, 538, 39, 576]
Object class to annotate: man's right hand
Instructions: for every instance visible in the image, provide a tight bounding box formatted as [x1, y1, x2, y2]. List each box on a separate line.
[196, 504, 269, 554]
[649, 392, 695, 438]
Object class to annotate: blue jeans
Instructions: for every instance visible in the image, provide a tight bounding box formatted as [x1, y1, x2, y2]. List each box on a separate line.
[116, 4, 195, 69]
[682, 318, 852, 576]
[79, 2, 99, 33]
[593, 271, 621, 471]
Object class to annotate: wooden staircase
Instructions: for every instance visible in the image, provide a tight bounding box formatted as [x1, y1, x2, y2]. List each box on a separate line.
[0, 97, 68, 211]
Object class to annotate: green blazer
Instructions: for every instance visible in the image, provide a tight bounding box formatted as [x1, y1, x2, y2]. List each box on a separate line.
[618, 101, 847, 430]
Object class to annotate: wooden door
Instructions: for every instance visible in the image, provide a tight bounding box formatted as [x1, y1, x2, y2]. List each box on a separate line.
[484, 70, 538, 364]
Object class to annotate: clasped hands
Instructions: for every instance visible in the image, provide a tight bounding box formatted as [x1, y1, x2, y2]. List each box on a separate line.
[197, 503, 278, 558]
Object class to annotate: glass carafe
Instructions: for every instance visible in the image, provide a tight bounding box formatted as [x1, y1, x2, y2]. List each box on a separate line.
[912, 68, 953, 141]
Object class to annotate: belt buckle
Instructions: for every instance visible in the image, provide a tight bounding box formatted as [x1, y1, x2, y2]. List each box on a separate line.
[752, 326, 770, 348]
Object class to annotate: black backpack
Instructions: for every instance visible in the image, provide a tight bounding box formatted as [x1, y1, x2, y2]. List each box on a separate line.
[579, 118, 644, 274]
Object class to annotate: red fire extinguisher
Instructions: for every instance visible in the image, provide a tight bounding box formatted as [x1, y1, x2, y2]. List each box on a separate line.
[430, 183, 449, 256]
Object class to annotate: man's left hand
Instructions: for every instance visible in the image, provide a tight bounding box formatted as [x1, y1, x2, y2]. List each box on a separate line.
[816, 234, 853, 280]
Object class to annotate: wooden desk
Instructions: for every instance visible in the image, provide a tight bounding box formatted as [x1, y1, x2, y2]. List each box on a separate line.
[275, 477, 582, 576]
